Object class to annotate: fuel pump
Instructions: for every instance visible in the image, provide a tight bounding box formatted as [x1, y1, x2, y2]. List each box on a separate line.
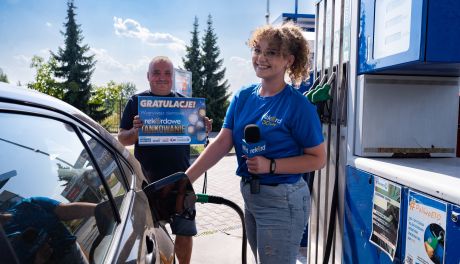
[307, 0, 460, 263]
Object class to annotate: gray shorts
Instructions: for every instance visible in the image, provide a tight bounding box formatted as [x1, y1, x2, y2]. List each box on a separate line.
[170, 207, 197, 236]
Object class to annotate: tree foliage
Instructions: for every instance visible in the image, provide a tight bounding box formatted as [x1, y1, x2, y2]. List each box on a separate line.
[90, 81, 135, 113]
[182, 15, 230, 131]
[91, 81, 137, 131]
[0, 68, 9, 83]
[200, 15, 230, 131]
[28, 56, 63, 99]
[120, 82, 137, 107]
[51, 0, 107, 121]
[182, 17, 203, 98]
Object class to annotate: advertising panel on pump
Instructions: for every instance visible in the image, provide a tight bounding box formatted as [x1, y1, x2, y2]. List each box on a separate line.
[405, 190, 447, 264]
[369, 176, 401, 261]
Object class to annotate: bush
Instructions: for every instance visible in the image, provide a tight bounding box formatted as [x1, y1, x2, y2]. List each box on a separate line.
[101, 112, 120, 133]
[191, 145, 205, 156]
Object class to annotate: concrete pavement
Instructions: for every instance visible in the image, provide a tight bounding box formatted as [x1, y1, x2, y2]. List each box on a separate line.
[190, 155, 251, 263]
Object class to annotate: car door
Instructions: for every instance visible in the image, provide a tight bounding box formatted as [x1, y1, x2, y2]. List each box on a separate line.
[80, 130, 175, 263]
[0, 110, 129, 263]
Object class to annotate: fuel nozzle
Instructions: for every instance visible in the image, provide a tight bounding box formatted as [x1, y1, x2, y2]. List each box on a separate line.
[306, 75, 327, 102]
[311, 72, 336, 103]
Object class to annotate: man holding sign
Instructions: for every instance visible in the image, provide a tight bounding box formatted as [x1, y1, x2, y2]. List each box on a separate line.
[118, 56, 211, 264]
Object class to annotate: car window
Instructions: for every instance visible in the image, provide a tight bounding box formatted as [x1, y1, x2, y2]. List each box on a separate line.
[82, 132, 127, 209]
[118, 156, 134, 188]
[0, 112, 118, 264]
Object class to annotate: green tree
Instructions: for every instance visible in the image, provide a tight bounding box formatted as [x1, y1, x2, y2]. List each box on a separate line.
[91, 81, 136, 131]
[87, 82, 115, 123]
[28, 56, 63, 98]
[182, 17, 203, 98]
[90, 81, 120, 111]
[201, 15, 230, 131]
[0, 68, 9, 83]
[118, 81, 136, 119]
[51, 0, 107, 121]
[119, 82, 137, 108]
[91, 81, 136, 115]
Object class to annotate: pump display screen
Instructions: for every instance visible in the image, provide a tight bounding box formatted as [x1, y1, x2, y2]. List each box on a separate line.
[373, 0, 412, 59]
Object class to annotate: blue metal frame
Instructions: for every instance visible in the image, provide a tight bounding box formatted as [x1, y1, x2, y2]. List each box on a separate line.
[445, 204, 460, 263]
[345, 166, 460, 263]
[358, 0, 426, 74]
[272, 13, 315, 32]
[425, 1, 460, 63]
[343, 166, 404, 263]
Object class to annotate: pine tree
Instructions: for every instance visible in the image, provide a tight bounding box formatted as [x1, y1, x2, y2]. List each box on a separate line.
[51, 0, 108, 121]
[182, 17, 203, 98]
[200, 15, 230, 131]
[0, 68, 9, 83]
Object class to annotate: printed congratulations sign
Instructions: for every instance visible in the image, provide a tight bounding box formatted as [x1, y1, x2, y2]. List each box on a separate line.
[138, 96, 206, 145]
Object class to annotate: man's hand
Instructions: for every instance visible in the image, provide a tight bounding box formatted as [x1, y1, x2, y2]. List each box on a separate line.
[133, 115, 142, 132]
[118, 115, 142, 146]
[204, 117, 213, 133]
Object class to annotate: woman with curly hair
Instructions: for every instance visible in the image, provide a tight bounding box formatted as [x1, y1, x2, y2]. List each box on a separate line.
[186, 23, 326, 263]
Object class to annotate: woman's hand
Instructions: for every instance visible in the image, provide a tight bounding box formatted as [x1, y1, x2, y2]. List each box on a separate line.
[245, 155, 270, 174]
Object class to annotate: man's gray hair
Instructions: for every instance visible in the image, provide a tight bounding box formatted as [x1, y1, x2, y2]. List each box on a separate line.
[148, 56, 174, 73]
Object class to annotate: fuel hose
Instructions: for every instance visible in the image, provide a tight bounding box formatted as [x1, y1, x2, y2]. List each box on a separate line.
[196, 193, 247, 264]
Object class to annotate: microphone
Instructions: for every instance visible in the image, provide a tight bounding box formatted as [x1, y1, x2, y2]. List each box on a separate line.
[242, 124, 266, 158]
[242, 124, 266, 194]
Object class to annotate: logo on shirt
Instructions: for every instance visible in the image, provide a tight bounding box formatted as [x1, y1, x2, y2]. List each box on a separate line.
[262, 114, 282, 127]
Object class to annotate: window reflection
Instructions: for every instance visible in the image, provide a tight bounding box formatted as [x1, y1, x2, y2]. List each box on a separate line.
[0, 113, 121, 263]
[82, 132, 127, 210]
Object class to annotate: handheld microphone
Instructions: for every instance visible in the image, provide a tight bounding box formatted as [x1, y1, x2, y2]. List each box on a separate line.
[243, 124, 266, 194]
[242, 124, 266, 158]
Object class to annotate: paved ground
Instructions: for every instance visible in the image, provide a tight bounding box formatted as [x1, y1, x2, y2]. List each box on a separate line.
[189, 154, 308, 264]
[190, 154, 250, 263]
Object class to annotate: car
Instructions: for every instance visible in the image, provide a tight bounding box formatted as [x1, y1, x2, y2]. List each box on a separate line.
[0, 83, 194, 263]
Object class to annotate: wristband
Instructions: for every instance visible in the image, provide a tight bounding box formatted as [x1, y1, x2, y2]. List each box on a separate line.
[269, 158, 276, 174]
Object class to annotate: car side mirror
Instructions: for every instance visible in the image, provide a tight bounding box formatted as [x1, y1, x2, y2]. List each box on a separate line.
[143, 172, 196, 222]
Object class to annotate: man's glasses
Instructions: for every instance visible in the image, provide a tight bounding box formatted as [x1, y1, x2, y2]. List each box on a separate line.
[252, 48, 281, 59]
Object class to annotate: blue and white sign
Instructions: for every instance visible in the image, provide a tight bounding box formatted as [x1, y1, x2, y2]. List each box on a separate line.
[138, 96, 206, 145]
[174, 68, 192, 97]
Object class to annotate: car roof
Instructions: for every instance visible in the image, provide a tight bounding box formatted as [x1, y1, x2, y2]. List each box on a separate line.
[0, 82, 112, 141]
[0, 82, 90, 119]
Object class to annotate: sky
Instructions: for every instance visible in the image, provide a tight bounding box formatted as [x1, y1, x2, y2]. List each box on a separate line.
[0, 0, 315, 96]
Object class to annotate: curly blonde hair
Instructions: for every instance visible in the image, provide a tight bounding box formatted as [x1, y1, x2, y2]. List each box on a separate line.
[248, 23, 310, 86]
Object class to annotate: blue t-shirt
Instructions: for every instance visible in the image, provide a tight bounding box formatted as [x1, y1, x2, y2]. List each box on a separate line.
[3, 197, 76, 263]
[223, 84, 323, 184]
